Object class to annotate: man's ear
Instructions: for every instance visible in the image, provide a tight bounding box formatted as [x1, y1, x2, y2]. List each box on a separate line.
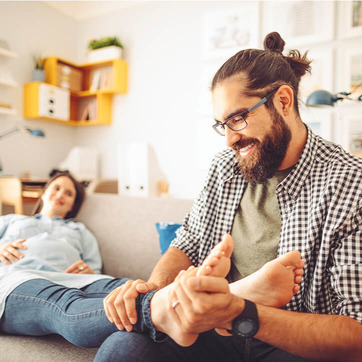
[274, 85, 294, 116]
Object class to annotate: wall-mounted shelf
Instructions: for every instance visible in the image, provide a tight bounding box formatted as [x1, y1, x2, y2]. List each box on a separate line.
[0, 79, 18, 87]
[23, 56, 128, 126]
[0, 107, 16, 116]
[0, 44, 17, 117]
[0, 47, 17, 59]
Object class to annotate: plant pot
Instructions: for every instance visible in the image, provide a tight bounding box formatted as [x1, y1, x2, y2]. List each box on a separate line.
[87, 46, 123, 63]
[32, 69, 45, 82]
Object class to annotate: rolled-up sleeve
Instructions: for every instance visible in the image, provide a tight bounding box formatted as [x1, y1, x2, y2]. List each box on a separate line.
[330, 205, 362, 323]
[170, 188, 206, 266]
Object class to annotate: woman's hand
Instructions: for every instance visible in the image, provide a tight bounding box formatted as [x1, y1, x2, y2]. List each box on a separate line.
[0, 239, 27, 265]
[65, 260, 94, 274]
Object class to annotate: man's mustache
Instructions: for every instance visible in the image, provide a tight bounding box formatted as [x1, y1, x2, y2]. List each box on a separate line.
[232, 138, 259, 152]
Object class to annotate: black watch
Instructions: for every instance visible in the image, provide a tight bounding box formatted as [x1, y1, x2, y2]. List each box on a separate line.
[227, 299, 259, 338]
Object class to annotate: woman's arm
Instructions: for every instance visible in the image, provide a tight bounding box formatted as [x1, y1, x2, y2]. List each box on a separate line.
[77, 223, 103, 273]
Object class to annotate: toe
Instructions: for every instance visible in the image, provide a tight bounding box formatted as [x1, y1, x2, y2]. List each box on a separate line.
[293, 285, 300, 294]
[279, 250, 301, 267]
[221, 234, 234, 258]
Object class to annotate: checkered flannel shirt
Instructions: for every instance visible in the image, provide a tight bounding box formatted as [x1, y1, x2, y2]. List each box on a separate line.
[171, 127, 362, 323]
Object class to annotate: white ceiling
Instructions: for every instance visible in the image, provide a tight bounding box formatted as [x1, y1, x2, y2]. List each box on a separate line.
[42, 1, 144, 21]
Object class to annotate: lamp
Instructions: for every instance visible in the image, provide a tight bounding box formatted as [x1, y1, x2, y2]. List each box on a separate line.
[0, 126, 45, 140]
[306, 90, 362, 107]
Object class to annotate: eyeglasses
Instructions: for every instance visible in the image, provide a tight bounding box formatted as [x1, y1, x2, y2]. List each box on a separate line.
[212, 88, 278, 136]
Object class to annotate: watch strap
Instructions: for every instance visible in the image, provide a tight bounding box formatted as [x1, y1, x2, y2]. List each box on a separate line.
[227, 299, 259, 337]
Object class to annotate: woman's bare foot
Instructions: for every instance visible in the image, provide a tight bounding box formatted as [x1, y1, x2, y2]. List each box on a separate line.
[197, 233, 234, 278]
[149, 235, 233, 347]
[229, 249, 304, 307]
[150, 234, 304, 346]
[150, 276, 198, 346]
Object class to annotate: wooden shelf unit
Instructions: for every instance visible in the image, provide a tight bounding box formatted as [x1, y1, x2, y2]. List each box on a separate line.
[23, 56, 127, 126]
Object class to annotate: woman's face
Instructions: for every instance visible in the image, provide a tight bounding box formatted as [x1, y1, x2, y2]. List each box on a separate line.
[41, 176, 76, 218]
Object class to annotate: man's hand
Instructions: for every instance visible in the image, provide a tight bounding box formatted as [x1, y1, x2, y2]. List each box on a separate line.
[65, 260, 94, 274]
[103, 279, 158, 332]
[168, 267, 243, 334]
[0, 239, 27, 265]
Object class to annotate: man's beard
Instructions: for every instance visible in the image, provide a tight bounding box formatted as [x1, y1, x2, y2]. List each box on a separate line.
[232, 107, 292, 184]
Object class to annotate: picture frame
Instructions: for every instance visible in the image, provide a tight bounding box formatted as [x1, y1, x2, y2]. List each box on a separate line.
[338, 1, 362, 39]
[299, 47, 334, 101]
[203, 3, 260, 61]
[338, 47, 362, 94]
[261, 1, 335, 46]
[334, 106, 362, 156]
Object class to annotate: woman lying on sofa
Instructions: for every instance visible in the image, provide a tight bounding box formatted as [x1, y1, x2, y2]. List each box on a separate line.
[0, 171, 130, 347]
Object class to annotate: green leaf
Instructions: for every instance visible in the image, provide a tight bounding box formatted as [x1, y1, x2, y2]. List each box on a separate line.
[88, 36, 124, 50]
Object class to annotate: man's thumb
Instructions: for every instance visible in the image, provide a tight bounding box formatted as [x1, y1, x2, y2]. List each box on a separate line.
[136, 283, 149, 293]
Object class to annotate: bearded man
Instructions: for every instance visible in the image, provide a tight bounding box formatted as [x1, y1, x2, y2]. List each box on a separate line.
[98, 32, 362, 361]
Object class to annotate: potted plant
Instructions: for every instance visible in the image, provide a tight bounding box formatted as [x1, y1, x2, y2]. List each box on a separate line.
[32, 54, 46, 82]
[87, 36, 124, 62]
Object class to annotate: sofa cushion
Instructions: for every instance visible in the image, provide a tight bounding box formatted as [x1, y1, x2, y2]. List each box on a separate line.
[0, 334, 97, 361]
[0, 194, 194, 361]
[76, 194, 193, 281]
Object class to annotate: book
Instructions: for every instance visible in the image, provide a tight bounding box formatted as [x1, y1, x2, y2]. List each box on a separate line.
[90, 71, 101, 91]
[100, 71, 110, 89]
[88, 99, 97, 120]
[80, 105, 89, 121]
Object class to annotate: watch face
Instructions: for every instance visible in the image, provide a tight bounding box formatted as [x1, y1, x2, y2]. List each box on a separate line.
[237, 318, 257, 336]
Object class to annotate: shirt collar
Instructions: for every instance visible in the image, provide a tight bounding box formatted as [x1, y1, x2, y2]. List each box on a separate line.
[34, 214, 72, 222]
[276, 125, 318, 200]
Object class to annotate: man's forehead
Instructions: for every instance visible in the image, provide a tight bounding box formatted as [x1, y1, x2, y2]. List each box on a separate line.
[212, 76, 250, 101]
[212, 78, 250, 119]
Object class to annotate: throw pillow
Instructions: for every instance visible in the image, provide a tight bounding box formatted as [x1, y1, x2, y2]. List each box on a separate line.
[155, 222, 182, 254]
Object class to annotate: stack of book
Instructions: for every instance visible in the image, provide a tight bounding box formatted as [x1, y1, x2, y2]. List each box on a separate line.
[80, 99, 97, 121]
[90, 68, 113, 91]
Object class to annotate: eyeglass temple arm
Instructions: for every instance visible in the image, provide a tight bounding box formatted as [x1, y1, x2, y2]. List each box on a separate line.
[246, 89, 278, 114]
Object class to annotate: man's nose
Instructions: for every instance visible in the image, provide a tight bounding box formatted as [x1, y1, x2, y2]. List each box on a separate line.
[225, 125, 242, 148]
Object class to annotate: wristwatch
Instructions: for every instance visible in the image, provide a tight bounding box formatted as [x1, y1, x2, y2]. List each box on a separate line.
[227, 299, 259, 338]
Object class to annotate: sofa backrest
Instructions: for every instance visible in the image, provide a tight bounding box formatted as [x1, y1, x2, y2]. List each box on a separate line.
[76, 193, 194, 280]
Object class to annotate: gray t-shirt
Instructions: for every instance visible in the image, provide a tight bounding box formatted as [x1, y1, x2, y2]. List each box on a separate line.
[228, 168, 292, 282]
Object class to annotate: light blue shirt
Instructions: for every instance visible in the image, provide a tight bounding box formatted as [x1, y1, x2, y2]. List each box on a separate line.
[0, 214, 112, 318]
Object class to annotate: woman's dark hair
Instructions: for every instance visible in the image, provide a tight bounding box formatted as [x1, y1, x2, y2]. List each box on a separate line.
[31, 172, 85, 219]
[211, 32, 312, 116]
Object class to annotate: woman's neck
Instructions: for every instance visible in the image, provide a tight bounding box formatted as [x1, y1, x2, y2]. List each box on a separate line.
[39, 208, 65, 219]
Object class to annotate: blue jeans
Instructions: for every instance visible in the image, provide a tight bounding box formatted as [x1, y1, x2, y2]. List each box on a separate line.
[95, 290, 314, 362]
[0, 278, 130, 348]
[96, 329, 315, 362]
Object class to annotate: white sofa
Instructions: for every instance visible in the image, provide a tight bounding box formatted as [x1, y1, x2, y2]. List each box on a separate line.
[0, 193, 193, 361]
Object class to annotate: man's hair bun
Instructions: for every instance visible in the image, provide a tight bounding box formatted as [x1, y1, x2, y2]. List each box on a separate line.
[263, 32, 285, 53]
